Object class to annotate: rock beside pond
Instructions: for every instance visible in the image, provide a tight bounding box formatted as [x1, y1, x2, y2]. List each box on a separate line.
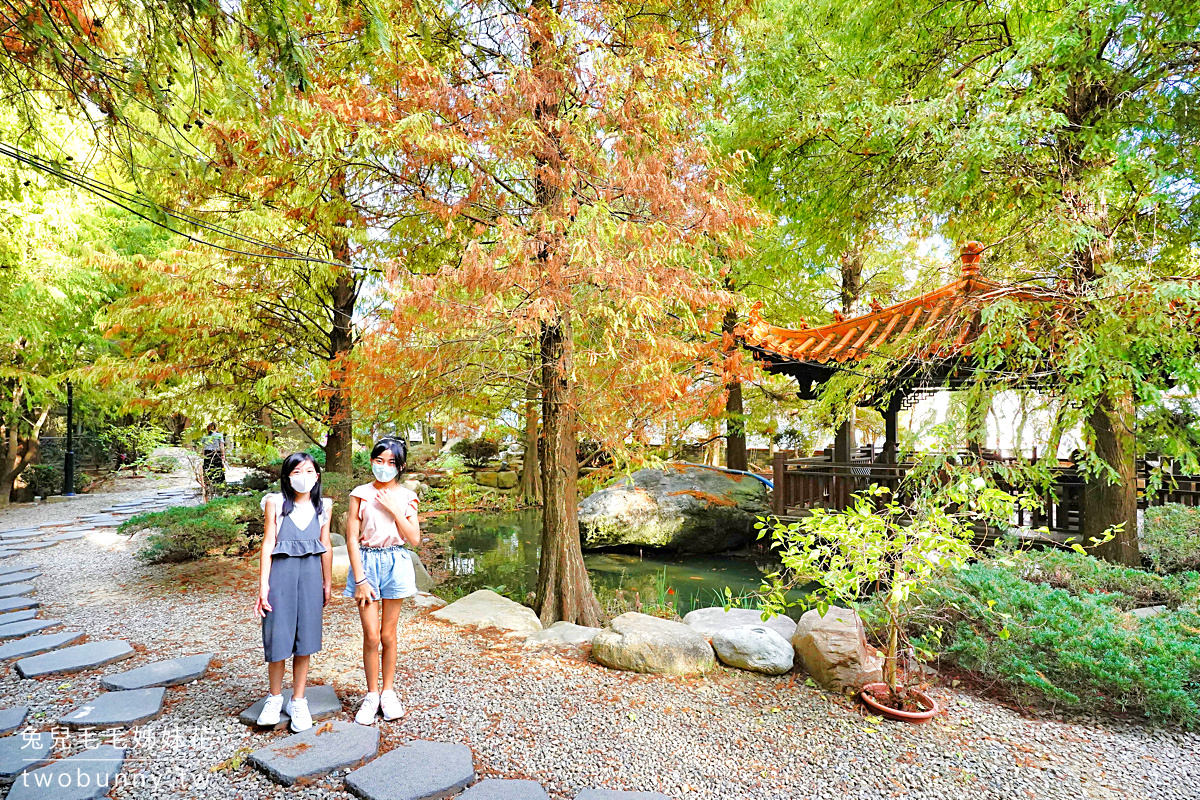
[522, 621, 601, 649]
[592, 612, 715, 675]
[792, 606, 882, 692]
[432, 590, 542, 633]
[578, 466, 769, 553]
[683, 606, 797, 641]
[712, 626, 794, 675]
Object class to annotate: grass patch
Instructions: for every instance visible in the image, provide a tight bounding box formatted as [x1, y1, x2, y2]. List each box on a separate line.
[123, 495, 265, 563]
[1143, 503, 1200, 574]
[897, 549, 1200, 727]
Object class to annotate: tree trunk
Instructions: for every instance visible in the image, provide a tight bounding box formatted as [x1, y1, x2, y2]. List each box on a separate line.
[1082, 386, 1140, 566]
[324, 213, 358, 476]
[519, 370, 541, 505]
[534, 317, 605, 626]
[722, 305, 747, 472]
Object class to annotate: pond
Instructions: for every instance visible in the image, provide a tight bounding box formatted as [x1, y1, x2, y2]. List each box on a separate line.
[425, 509, 810, 618]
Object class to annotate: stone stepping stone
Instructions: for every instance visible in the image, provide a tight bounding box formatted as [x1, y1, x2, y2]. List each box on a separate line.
[101, 653, 214, 690]
[0, 528, 38, 535]
[0, 731, 55, 781]
[35, 521, 70, 529]
[5, 745, 126, 799]
[0, 706, 28, 735]
[45, 533, 85, 543]
[6, 543, 54, 551]
[249, 720, 378, 786]
[0, 583, 34, 599]
[0, 550, 20, 559]
[0, 609, 37, 626]
[59, 687, 166, 729]
[0, 571, 39, 586]
[0, 620, 61, 640]
[0, 597, 38, 613]
[0, 532, 42, 540]
[16, 640, 133, 678]
[238, 684, 341, 729]
[0, 631, 85, 661]
[460, 780, 550, 799]
[575, 792, 672, 800]
[0, 563, 38, 577]
[90, 520, 122, 528]
[344, 740, 474, 800]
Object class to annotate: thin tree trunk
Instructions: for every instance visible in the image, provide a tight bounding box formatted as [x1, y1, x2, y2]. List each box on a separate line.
[1082, 385, 1140, 566]
[722, 304, 747, 472]
[535, 317, 604, 626]
[324, 180, 358, 476]
[519, 368, 541, 505]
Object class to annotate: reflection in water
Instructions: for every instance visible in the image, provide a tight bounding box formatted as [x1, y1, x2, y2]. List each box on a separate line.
[430, 509, 807, 617]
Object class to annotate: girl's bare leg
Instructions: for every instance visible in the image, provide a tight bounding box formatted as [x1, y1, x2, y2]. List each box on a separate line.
[268, 660, 286, 695]
[292, 655, 310, 699]
[379, 600, 403, 693]
[358, 600, 382, 693]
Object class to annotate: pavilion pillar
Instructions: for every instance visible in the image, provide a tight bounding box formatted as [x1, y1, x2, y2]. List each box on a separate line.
[833, 417, 854, 509]
[883, 392, 902, 466]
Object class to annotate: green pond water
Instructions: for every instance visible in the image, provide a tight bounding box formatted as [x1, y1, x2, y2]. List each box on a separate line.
[427, 509, 807, 618]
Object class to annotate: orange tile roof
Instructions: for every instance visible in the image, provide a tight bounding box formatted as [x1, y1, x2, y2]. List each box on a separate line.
[738, 242, 1050, 366]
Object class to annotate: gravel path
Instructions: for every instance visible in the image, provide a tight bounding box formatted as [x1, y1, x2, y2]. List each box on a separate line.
[1, 475, 1198, 800]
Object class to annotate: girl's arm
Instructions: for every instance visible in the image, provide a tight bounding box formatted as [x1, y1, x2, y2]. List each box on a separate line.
[347, 495, 378, 606]
[255, 496, 279, 617]
[377, 489, 421, 547]
[320, 499, 333, 606]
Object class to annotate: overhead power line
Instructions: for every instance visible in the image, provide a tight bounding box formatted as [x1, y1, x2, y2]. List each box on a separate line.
[0, 142, 366, 271]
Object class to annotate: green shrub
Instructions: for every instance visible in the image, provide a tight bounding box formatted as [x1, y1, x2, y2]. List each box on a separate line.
[904, 555, 1200, 727]
[1143, 503, 1200, 573]
[20, 463, 87, 497]
[239, 470, 276, 492]
[450, 438, 499, 468]
[125, 495, 264, 563]
[146, 454, 179, 474]
[1002, 547, 1200, 609]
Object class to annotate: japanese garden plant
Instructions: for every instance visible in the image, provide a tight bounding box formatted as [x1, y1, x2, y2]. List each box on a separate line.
[757, 477, 1023, 709]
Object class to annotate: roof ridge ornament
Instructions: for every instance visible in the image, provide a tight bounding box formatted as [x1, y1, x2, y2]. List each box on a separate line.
[960, 240, 984, 279]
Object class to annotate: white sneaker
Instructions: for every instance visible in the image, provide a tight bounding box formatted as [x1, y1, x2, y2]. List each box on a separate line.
[354, 692, 380, 726]
[286, 696, 313, 732]
[256, 693, 284, 727]
[379, 689, 405, 721]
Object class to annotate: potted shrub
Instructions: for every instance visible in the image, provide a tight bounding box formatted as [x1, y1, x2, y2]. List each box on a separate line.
[757, 477, 1021, 721]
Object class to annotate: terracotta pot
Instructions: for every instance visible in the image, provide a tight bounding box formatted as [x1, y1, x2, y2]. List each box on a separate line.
[859, 682, 938, 723]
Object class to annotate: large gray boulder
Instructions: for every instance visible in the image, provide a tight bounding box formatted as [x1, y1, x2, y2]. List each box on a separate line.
[432, 590, 542, 634]
[591, 613, 715, 675]
[683, 606, 797, 641]
[579, 466, 769, 553]
[792, 606, 883, 692]
[711, 626, 794, 675]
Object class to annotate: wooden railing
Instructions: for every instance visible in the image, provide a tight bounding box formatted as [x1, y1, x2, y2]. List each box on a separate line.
[771, 451, 1200, 535]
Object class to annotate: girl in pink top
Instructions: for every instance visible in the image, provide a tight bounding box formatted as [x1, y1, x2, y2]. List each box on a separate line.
[344, 438, 420, 725]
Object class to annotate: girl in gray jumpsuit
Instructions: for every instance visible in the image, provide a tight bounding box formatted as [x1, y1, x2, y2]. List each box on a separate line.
[253, 452, 333, 731]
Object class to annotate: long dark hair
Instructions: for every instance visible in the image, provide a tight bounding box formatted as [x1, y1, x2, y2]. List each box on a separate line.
[371, 438, 407, 479]
[279, 451, 322, 517]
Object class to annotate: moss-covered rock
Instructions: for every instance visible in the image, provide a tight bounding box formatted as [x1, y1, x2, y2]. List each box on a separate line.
[578, 466, 769, 553]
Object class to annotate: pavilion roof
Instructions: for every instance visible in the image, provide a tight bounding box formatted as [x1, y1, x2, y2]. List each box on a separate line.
[738, 242, 1050, 370]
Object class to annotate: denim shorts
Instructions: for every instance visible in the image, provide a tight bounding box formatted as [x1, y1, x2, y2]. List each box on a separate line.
[343, 545, 418, 601]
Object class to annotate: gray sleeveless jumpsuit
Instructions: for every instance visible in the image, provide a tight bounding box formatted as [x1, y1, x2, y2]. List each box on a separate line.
[262, 504, 327, 663]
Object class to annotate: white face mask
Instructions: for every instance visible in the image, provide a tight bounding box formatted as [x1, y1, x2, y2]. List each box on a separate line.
[372, 463, 398, 483]
[289, 472, 318, 494]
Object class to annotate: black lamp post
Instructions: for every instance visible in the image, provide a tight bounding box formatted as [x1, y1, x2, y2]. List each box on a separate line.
[62, 379, 75, 497]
